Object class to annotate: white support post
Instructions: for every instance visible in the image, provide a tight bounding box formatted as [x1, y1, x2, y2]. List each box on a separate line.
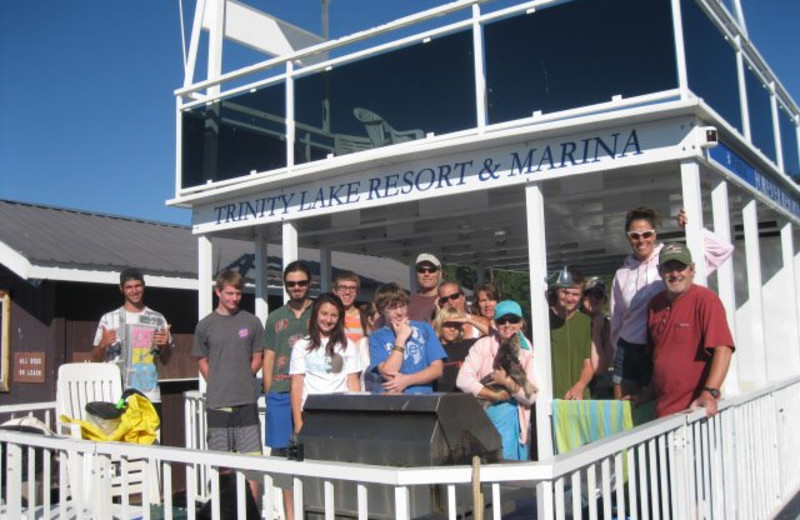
[742, 198, 767, 387]
[183, 0, 207, 88]
[711, 179, 739, 395]
[174, 96, 184, 195]
[394, 486, 410, 520]
[198, 234, 214, 393]
[795, 224, 800, 337]
[735, 35, 751, 141]
[282, 220, 299, 305]
[670, 0, 689, 98]
[320, 246, 332, 292]
[255, 228, 270, 323]
[525, 183, 554, 461]
[206, 0, 225, 97]
[471, 3, 487, 131]
[680, 160, 707, 285]
[731, 0, 748, 37]
[770, 82, 784, 170]
[780, 222, 800, 374]
[796, 123, 800, 175]
[286, 60, 295, 169]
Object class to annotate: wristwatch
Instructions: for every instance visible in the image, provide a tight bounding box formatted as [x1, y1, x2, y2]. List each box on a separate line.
[702, 386, 721, 399]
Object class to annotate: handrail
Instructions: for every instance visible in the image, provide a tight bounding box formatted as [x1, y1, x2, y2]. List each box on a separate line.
[2, 375, 799, 519]
[0, 401, 56, 414]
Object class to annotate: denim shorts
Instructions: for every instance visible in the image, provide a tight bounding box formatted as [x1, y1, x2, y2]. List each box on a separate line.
[612, 338, 652, 386]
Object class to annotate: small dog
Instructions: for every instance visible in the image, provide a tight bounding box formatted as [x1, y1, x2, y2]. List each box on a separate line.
[481, 334, 537, 399]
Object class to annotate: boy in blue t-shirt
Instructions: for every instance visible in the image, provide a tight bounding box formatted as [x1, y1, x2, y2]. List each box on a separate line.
[369, 283, 446, 394]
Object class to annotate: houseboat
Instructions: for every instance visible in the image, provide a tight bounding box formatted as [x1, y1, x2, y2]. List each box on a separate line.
[1, 0, 799, 518]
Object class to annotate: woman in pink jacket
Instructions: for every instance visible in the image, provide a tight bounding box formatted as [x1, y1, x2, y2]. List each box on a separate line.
[611, 207, 733, 399]
[457, 300, 537, 460]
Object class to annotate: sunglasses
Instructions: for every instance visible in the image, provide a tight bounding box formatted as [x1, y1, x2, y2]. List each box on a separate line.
[284, 280, 309, 288]
[626, 230, 656, 240]
[438, 292, 462, 305]
[416, 265, 440, 274]
[442, 321, 463, 329]
[495, 315, 522, 326]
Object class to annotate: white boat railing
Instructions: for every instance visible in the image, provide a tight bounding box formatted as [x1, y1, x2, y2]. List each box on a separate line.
[2, 377, 799, 519]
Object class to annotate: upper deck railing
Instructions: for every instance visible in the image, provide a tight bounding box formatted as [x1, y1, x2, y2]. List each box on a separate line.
[175, 0, 800, 199]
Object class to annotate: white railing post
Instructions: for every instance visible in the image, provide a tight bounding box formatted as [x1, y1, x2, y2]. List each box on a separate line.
[536, 481, 554, 520]
[6, 442, 22, 517]
[394, 486, 411, 520]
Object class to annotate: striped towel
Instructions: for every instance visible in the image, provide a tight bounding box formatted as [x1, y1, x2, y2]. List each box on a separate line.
[552, 399, 635, 454]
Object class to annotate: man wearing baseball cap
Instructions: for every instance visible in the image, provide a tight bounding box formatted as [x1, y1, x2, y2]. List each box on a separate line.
[409, 253, 442, 322]
[646, 242, 734, 418]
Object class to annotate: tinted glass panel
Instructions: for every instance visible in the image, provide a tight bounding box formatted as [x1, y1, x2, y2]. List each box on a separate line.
[779, 105, 799, 177]
[181, 83, 286, 189]
[746, 68, 776, 162]
[484, 0, 677, 123]
[294, 30, 476, 163]
[682, 0, 741, 132]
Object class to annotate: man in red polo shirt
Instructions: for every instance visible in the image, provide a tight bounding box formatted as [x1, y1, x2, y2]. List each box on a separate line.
[647, 242, 734, 418]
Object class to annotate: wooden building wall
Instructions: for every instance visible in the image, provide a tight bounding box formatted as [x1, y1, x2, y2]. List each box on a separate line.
[0, 265, 286, 454]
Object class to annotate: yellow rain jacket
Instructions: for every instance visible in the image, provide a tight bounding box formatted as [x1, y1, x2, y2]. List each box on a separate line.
[60, 392, 160, 445]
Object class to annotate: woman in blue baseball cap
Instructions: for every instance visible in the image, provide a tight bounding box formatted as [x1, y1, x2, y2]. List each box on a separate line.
[457, 300, 538, 460]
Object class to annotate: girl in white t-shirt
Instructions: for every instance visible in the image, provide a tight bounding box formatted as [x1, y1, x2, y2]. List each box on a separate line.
[289, 293, 361, 434]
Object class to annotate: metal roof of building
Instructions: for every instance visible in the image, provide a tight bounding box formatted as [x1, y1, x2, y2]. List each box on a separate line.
[0, 199, 408, 290]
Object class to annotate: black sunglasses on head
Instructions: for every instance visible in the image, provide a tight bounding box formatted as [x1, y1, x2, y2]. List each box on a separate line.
[285, 280, 309, 288]
[495, 315, 522, 326]
[416, 265, 439, 274]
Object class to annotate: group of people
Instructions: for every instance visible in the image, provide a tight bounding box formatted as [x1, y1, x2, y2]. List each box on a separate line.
[89, 206, 736, 511]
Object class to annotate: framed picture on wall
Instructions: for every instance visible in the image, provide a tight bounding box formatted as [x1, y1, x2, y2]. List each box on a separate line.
[0, 291, 9, 392]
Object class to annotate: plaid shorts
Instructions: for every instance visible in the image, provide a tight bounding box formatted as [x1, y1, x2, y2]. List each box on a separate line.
[207, 403, 262, 455]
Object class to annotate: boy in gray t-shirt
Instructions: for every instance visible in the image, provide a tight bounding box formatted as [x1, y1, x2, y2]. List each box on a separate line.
[194, 271, 264, 465]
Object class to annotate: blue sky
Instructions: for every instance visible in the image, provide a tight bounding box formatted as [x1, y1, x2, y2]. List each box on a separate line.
[1, 1, 798, 226]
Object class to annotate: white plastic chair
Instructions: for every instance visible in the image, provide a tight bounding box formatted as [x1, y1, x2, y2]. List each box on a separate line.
[56, 363, 123, 437]
[56, 362, 160, 505]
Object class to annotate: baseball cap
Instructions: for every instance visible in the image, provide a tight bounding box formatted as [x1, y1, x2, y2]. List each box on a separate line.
[659, 242, 693, 266]
[415, 253, 441, 268]
[494, 300, 523, 319]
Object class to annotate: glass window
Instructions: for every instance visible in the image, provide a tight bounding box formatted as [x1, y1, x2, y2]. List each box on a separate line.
[293, 30, 476, 163]
[682, 0, 741, 132]
[181, 83, 286, 189]
[779, 105, 799, 178]
[484, 0, 677, 124]
[746, 68, 776, 162]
